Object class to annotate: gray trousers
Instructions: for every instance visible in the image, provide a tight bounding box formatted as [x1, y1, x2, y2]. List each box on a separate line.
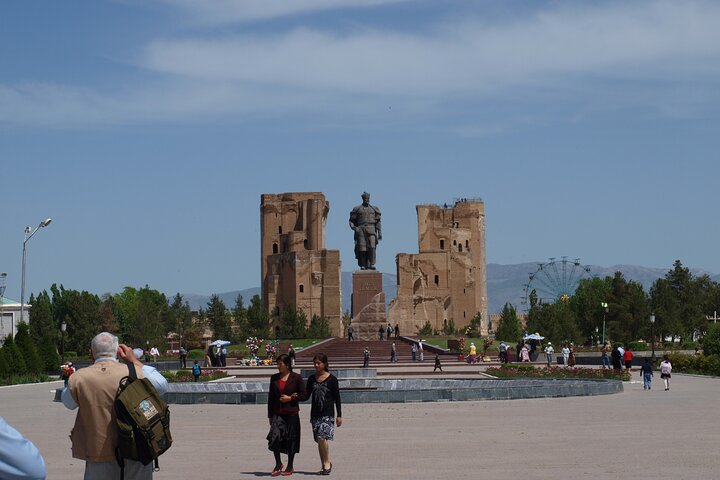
[84, 460, 152, 480]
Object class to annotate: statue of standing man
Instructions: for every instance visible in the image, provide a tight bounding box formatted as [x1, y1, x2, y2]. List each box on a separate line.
[349, 192, 382, 270]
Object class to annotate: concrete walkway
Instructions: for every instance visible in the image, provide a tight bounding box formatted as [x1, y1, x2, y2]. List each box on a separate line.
[2, 373, 719, 479]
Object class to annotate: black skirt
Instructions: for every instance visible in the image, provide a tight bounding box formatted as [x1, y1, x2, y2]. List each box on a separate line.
[267, 414, 301, 454]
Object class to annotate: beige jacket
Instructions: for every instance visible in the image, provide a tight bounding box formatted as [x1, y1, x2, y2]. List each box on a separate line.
[68, 359, 145, 462]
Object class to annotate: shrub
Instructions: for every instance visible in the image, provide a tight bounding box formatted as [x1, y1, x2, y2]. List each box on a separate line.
[702, 324, 720, 356]
[417, 321, 433, 336]
[486, 364, 629, 381]
[163, 369, 229, 383]
[627, 342, 649, 351]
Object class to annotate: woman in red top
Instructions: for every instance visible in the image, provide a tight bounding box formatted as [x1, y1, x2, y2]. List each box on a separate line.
[623, 347, 634, 370]
[267, 354, 308, 476]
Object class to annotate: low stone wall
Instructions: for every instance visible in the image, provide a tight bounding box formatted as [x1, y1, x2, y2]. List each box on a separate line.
[163, 378, 622, 405]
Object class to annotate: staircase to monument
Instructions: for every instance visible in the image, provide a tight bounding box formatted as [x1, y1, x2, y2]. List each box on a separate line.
[295, 337, 452, 364]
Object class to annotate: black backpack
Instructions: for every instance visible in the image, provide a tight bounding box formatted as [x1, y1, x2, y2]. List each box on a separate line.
[115, 363, 172, 479]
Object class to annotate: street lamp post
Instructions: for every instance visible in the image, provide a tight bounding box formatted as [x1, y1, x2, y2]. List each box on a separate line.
[601, 302, 608, 344]
[61, 320, 67, 365]
[595, 326, 599, 346]
[19, 218, 52, 336]
[650, 313, 656, 363]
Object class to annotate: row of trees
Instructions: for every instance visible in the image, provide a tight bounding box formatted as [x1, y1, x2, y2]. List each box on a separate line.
[494, 260, 720, 346]
[0, 322, 57, 381]
[24, 283, 331, 360]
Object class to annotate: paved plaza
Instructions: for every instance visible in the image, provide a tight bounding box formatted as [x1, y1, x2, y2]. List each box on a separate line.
[2, 373, 719, 479]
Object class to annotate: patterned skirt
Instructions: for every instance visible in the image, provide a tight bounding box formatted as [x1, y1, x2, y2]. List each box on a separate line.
[310, 416, 335, 442]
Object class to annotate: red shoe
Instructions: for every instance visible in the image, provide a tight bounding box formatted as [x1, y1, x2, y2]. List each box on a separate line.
[271, 464, 283, 476]
[281, 468, 294, 476]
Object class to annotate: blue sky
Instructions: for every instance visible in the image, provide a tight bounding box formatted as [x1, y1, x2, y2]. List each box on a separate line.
[1, 0, 719, 301]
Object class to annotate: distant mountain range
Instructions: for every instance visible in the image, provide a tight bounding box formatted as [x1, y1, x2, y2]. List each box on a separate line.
[179, 263, 719, 315]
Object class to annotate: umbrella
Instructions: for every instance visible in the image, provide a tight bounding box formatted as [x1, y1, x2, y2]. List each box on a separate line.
[209, 340, 231, 346]
[523, 333, 545, 340]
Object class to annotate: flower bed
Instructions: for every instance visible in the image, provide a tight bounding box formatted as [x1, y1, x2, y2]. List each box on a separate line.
[162, 370, 229, 383]
[486, 364, 630, 381]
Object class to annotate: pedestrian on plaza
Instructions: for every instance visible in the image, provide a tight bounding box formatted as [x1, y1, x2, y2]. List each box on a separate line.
[394, 324, 400, 338]
[516, 340, 523, 362]
[306, 353, 342, 476]
[520, 343, 530, 362]
[288, 345, 297, 368]
[0, 416, 47, 480]
[363, 347, 370, 368]
[378, 326, 384, 341]
[544, 342, 554, 367]
[640, 357, 653, 390]
[601, 342, 611, 369]
[568, 344, 576, 367]
[347, 323, 354, 342]
[386, 324, 393, 341]
[617, 344, 625, 362]
[498, 341, 506, 363]
[561, 344, 570, 367]
[623, 346, 634, 370]
[179, 345, 187, 369]
[61, 332, 168, 479]
[418, 341, 424, 362]
[660, 355, 673, 391]
[61, 361, 75, 387]
[267, 354, 308, 477]
[433, 354, 443, 372]
[390, 342, 397, 363]
[611, 345, 622, 370]
[467, 342, 478, 364]
[529, 340, 537, 361]
[411, 343, 417, 362]
[192, 360, 202, 382]
[206, 345, 216, 367]
[220, 346, 228, 367]
[149, 345, 160, 363]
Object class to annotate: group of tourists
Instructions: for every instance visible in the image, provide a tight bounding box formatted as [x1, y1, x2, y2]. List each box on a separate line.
[639, 355, 673, 391]
[377, 323, 400, 341]
[267, 353, 342, 476]
[542, 342, 577, 367]
[600, 342, 636, 371]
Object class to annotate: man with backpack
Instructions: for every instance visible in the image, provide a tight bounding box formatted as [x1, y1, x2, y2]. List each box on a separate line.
[61, 332, 168, 479]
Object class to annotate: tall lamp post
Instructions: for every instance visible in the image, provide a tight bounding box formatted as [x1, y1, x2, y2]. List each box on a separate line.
[61, 320, 67, 365]
[601, 302, 609, 344]
[650, 313, 656, 363]
[20, 218, 52, 336]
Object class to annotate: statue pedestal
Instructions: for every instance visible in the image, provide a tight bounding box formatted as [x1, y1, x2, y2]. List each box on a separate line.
[351, 271, 386, 341]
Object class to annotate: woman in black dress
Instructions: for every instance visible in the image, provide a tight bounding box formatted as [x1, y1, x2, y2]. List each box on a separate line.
[267, 354, 307, 476]
[306, 353, 342, 476]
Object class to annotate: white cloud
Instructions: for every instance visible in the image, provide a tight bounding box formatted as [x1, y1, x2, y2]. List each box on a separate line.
[2, 1, 719, 128]
[158, 0, 412, 24]
[142, 1, 720, 96]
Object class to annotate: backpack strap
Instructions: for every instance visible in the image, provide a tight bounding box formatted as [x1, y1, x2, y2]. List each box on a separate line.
[127, 362, 138, 381]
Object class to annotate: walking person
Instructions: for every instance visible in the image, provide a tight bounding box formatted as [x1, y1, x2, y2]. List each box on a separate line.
[288, 345, 297, 368]
[562, 344, 570, 367]
[394, 324, 400, 338]
[601, 342, 611, 368]
[516, 340, 523, 362]
[568, 344, 576, 367]
[390, 342, 397, 363]
[544, 342, 554, 368]
[611, 345, 622, 370]
[267, 354, 308, 476]
[347, 323, 354, 342]
[640, 357, 653, 390]
[433, 354, 443, 372]
[306, 354, 342, 476]
[386, 324, 393, 341]
[418, 341, 424, 362]
[179, 345, 187, 369]
[220, 346, 228, 367]
[362, 347, 370, 368]
[623, 346, 634, 370]
[378, 326, 384, 341]
[411, 343, 417, 362]
[520, 343, 530, 362]
[192, 360, 202, 382]
[660, 355, 673, 391]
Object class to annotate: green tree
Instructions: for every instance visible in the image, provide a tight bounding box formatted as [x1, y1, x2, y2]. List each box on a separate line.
[0, 335, 27, 376]
[247, 295, 269, 338]
[604, 272, 649, 344]
[232, 294, 248, 342]
[702, 323, 720, 355]
[495, 303, 521, 341]
[526, 300, 580, 345]
[307, 314, 331, 338]
[279, 304, 307, 339]
[464, 312, 483, 336]
[650, 260, 706, 341]
[571, 277, 611, 343]
[98, 295, 119, 333]
[206, 295, 231, 340]
[28, 290, 54, 340]
[14, 322, 43, 375]
[52, 286, 101, 354]
[168, 293, 193, 342]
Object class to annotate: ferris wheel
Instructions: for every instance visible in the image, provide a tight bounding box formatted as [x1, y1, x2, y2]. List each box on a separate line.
[521, 257, 593, 309]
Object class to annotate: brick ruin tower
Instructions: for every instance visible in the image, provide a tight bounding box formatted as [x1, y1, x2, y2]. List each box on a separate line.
[388, 199, 488, 335]
[260, 193, 342, 336]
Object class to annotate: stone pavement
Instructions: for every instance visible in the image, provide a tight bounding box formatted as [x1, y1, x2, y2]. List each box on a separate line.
[2, 373, 719, 479]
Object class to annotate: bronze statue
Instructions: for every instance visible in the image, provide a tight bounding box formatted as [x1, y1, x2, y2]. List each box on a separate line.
[349, 192, 382, 270]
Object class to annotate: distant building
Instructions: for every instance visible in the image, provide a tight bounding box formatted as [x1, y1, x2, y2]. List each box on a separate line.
[389, 199, 488, 335]
[260, 193, 342, 336]
[0, 297, 26, 344]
